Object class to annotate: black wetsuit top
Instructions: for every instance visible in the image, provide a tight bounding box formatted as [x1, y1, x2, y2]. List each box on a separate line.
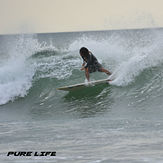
[81, 53, 98, 68]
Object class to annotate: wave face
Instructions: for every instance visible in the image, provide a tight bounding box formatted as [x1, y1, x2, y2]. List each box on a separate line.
[0, 29, 163, 108]
[1, 29, 163, 163]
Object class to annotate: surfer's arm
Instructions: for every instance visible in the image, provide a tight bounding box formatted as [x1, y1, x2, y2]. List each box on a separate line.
[82, 61, 86, 67]
[81, 61, 86, 70]
[81, 67, 85, 70]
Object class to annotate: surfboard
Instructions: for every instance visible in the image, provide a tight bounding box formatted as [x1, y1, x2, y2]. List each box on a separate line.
[57, 78, 111, 91]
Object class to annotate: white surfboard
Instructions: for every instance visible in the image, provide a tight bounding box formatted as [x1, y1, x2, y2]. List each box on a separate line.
[57, 78, 111, 91]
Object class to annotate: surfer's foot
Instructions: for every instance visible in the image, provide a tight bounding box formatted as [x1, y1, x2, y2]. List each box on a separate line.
[107, 79, 112, 82]
[106, 72, 111, 76]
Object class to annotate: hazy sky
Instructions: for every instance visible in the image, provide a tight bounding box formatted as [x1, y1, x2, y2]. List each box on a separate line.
[0, 0, 163, 34]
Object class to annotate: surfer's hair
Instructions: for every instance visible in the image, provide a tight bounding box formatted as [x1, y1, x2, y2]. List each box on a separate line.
[80, 47, 89, 58]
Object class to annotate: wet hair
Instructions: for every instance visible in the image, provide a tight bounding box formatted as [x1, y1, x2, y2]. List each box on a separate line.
[79, 47, 90, 59]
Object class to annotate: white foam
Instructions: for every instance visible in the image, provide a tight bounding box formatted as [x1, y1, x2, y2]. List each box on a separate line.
[1, 30, 163, 104]
[112, 40, 163, 86]
[68, 30, 163, 86]
[0, 34, 59, 105]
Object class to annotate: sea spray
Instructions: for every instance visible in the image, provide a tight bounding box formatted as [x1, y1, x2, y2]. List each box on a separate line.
[1, 29, 163, 105]
[0, 34, 59, 105]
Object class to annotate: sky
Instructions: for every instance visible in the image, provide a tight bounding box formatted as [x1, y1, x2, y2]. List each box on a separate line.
[0, 0, 163, 34]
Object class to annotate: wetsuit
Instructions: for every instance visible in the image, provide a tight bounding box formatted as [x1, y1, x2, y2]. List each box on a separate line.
[81, 53, 102, 73]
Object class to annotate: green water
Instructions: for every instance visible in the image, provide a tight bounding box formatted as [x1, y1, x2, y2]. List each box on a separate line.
[0, 29, 163, 162]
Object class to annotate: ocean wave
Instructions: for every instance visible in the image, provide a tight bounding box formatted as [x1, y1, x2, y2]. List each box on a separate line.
[0, 29, 163, 105]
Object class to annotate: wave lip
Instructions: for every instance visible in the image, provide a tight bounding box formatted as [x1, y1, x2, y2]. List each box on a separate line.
[0, 57, 35, 105]
[0, 35, 39, 105]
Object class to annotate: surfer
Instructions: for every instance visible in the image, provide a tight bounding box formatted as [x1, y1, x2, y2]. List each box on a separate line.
[80, 47, 111, 81]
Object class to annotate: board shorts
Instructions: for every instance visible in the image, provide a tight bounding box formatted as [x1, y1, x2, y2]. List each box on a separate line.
[88, 62, 102, 73]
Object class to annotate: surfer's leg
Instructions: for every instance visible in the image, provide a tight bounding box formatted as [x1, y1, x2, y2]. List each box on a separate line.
[100, 68, 111, 75]
[85, 68, 90, 81]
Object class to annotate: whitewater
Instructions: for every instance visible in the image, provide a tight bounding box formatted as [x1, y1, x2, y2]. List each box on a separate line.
[0, 29, 163, 163]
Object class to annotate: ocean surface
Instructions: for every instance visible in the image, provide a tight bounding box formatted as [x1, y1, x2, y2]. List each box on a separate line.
[0, 29, 163, 163]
